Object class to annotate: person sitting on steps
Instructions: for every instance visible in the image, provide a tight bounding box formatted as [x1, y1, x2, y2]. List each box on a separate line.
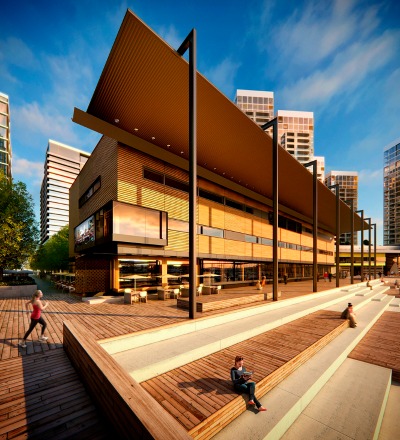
[341, 302, 357, 328]
[230, 355, 267, 412]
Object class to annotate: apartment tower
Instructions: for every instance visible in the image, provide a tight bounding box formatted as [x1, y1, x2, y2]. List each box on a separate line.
[384, 138, 400, 245]
[234, 89, 274, 128]
[0, 92, 12, 181]
[325, 170, 358, 244]
[40, 140, 90, 244]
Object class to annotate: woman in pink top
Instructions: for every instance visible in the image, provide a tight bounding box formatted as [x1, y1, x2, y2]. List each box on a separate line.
[19, 290, 48, 348]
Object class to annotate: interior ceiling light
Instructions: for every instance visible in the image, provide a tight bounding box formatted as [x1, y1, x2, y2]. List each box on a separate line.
[114, 119, 119, 123]
[134, 128, 138, 131]
[180, 151, 184, 154]
[151, 136, 155, 140]
[213, 167, 217, 170]
[167, 144, 170, 147]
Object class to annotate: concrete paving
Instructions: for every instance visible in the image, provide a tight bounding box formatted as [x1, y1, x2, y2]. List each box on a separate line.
[212, 296, 394, 440]
[108, 285, 380, 382]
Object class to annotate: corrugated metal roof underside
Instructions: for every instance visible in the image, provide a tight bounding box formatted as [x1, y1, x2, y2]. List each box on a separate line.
[78, 9, 365, 234]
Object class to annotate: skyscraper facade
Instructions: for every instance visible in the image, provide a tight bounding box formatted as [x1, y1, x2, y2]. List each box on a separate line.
[313, 155, 325, 182]
[0, 92, 12, 181]
[277, 110, 314, 165]
[325, 170, 358, 245]
[234, 89, 274, 128]
[40, 140, 90, 244]
[384, 138, 400, 245]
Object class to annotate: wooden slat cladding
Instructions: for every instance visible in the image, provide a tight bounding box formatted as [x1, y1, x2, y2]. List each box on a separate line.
[69, 136, 118, 256]
[63, 320, 191, 440]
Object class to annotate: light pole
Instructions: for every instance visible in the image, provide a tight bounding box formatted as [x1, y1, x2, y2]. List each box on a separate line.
[303, 160, 318, 292]
[356, 209, 364, 281]
[328, 183, 340, 287]
[365, 217, 372, 280]
[261, 118, 279, 301]
[371, 223, 377, 279]
[177, 29, 197, 319]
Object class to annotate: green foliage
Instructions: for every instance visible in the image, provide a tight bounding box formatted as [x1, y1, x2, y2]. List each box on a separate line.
[30, 225, 69, 272]
[0, 174, 39, 277]
[363, 239, 370, 245]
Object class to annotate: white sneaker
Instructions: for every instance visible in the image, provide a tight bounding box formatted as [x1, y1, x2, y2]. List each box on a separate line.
[39, 336, 48, 341]
[19, 340, 27, 348]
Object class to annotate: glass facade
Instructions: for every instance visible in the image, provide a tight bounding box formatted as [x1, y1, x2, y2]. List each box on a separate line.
[0, 93, 11, 181]
[325, 171, 358, 245]
[384, 139, 400, 245]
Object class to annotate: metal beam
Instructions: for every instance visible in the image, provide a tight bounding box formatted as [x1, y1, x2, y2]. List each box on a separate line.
[344, 199, 354, 284]
[261, 118, 278, 301]
[303, 160, 318, 292]
[356, 210, 364, 280]
[328, 184, 340, 287]
[177, 29, 197, 319]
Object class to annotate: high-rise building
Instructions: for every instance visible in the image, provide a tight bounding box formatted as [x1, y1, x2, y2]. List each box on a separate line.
[40, 140, 90, 245]
[0, 92, 12, 181]
[277, 110, 314, 165]
[234, 89, 274, 128]
[313, 155, 325, 182]
[384, 137, 400, 245]
[325, 170, 358, 245]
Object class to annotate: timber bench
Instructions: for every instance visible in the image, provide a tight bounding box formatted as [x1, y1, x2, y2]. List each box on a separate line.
[177, 293, 265, 312]
[141, 310, 349, 439]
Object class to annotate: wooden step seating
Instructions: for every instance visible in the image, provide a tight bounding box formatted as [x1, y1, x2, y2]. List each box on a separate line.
[141, 310, 349, 440]
[177, 292, 265, 312]
[349, 311, 400, 382]
[0, 349, 114, 439]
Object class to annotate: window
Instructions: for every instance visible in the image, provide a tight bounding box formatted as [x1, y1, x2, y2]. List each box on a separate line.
[79, 176, 101, 207]
[144, 168, 164, 184]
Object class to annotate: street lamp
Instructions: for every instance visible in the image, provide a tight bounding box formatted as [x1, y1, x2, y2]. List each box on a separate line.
[371, 223, 377, 279]
[364, 217, 372, 280]
[328, 183, 340, 287]
[261, 118, 279, 301]
[356, 209, 364, 281]
[344, 199, 354, 284]
[303, 160, 318, 293]
[177, 29, 197, 319]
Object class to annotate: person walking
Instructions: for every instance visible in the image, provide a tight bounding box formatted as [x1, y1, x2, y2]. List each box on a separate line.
[19, 290, 48, 348]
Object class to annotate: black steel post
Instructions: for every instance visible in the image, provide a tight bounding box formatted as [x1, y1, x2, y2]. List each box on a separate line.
[328, 184, 340, 287]
[304, 160, 318, 292]
[372, 223, 377, 279]
[356, 210, 364, 281]
[344, 199, 354, 284]
[261, 118, 279, 301]
[365, 217, 372, 280]
[177, 30, 197, 319]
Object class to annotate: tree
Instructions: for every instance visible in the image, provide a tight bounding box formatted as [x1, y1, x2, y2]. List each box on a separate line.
[363, 239, 370, 246]
[0, 174, 39, 280]
[30, 225, 69, 272]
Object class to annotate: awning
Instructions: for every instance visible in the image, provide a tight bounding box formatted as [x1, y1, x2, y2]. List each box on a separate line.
[73, 9, 367, 235]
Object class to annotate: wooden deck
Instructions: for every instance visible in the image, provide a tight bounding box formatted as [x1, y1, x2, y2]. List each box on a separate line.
[349, 311, 400, 381]
[1, 277, 399, 439]
[177, 292, 265, 312]
[0, 349, 115, 439]
[141, 310, 348, 439]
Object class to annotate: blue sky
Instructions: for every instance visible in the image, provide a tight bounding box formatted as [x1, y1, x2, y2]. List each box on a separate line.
[1, 0, 399, 244]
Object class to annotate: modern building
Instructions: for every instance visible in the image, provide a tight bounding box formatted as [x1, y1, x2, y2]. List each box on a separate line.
[313, 155, 325, 182]
[339, 245, 400, 278]
[0, 92, 12, 181]
[69, 10, 364, 296]
[277, 109, 314, 165]
[325, 171, 358, 245]
[234, 90, 274, 128]
[40, 140, 90, 244]
[384, 138, 400, 245]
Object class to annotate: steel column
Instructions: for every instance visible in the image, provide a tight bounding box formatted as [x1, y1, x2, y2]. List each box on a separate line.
[261, 118, 279, 301]
[177, 30, 197, 319]
[304, 160, 318, 292]
[328, 184, 340, 287]
[356, 210, 364, 281]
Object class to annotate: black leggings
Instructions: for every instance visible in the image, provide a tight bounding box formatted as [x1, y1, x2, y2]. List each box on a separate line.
[23, 317, 47, 340]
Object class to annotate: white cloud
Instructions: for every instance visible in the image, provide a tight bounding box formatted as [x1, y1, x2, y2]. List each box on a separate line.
[203, 58, 241, 98]
[12, 157, 43, 186]
[358, 168, 382, 185]
[157, 24, 183, 50]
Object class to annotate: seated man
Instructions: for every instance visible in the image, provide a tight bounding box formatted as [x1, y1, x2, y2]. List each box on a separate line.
[341, 302, 357, 328]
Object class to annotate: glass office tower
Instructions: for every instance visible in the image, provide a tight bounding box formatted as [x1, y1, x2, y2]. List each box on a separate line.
[384, 138, 400, 245]
[0, 92, 12, 181]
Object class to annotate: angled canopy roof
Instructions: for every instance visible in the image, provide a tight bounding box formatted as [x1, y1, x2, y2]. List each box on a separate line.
[73, 9, 366, 235]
